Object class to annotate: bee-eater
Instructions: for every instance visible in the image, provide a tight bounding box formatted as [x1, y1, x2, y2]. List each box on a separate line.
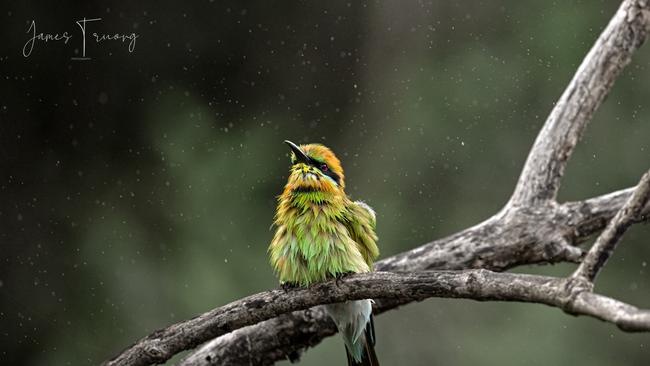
[269, 140, 380, 366]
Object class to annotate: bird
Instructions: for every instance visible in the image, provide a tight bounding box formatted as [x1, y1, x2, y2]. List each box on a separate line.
[269, 140, 380, 366]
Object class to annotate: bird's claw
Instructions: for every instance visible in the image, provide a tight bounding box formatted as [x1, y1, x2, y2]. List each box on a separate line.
[281, 282, 298, 292]
[334, 272, 354, 286]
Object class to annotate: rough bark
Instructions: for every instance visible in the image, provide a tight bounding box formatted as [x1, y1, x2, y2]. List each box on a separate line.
[101, 1, 650, 365]
[178, 173, 650, 366]
[100, 187, 650, 366]
[509, 0, 650, 206]
[176, 267, 650, 366]
[573, 171, 650, 282]
[176, 0, 650, 364]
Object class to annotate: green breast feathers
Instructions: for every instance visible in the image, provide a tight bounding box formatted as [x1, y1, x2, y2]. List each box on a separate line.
[269, 199, 379, 286]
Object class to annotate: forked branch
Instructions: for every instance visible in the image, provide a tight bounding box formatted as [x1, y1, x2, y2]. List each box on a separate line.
[573, 171, 650, 282]
[509, 0, 650, 205]
[102, 1, 650, 365]
[102, 171, 650, 366]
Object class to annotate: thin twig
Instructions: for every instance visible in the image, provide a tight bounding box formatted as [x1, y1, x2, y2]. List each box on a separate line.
[573, 170, 650, 282]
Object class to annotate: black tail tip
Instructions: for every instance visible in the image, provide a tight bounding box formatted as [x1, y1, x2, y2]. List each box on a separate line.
[345, 337, 379, 366]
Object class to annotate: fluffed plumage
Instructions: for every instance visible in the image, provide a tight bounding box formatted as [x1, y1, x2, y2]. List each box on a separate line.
[269, 141, 380, 365]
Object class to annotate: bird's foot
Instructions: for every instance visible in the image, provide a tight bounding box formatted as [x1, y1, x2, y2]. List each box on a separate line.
[334, 271, 354, 286]
[281, 282, 299, 292]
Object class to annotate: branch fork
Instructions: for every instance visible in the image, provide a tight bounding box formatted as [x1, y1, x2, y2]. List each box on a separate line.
[103, 1, 650, 365]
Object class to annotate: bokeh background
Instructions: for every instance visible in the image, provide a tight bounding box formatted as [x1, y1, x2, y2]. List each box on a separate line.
[2, 1, 650, 365]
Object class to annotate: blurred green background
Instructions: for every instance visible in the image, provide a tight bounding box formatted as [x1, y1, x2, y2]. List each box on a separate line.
[1, 0, 649, 365]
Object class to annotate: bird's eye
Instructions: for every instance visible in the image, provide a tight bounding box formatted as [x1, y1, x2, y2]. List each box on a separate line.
[320, 164, 328, 172]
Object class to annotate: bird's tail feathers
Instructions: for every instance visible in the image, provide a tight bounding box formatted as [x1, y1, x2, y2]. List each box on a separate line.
[325, 300, 379, 366]
[345, 316, 379, 366]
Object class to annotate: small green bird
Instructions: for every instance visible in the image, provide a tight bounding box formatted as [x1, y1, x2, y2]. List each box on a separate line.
[269, 140, 380, 366]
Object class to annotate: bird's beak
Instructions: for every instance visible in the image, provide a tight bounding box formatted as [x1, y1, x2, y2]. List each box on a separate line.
[284, 140, 310, 164]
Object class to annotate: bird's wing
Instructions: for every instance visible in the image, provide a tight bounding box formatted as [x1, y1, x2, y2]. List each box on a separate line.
[344, 201, 379, 267]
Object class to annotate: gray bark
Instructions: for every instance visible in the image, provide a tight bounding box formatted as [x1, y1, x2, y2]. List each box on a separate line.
[574, 171, 650, 282]
[101, 1, 650, 365]
[509, 0, 650, 206]
[178, 176, 650, 366]
[177, 266, 650, 366]
[101, 184, 650, 366]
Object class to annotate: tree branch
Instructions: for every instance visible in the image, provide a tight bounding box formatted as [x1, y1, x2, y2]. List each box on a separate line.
[178, 286, 650, 366]
[101, 1, 650, 365]
[173, 0, 650, 363]
[573, 170, 650, 282]
[166, 186, 650, 366]
[101, 186, 650, 366]
[509, 0, 650, 206]
[109, 268, 650, 366]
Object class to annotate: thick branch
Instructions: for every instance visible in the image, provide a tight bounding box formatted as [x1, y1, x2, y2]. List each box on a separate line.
[102, 1, 650, 365]
[574, 170, 650, 282]
[177, 309, 336, 366]
[180, 289, 650, 366]
[102, 187, 650, 366]
[562, 186, 649, 238]
[176, 270, 650, 366]
[377, 186, 650, 274]
[509, 0, 650, 206]
[106, 270, 650, 366]
[176, 0, 650, 362]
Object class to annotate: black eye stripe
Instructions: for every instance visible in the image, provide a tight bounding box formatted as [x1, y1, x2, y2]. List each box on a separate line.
[290, 155, 340, 185]
[310, 158, 340, 184]
[297, 158, 339, 184]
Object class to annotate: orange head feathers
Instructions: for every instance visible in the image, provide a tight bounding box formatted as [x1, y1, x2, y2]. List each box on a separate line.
[283, 140, 346, 194]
